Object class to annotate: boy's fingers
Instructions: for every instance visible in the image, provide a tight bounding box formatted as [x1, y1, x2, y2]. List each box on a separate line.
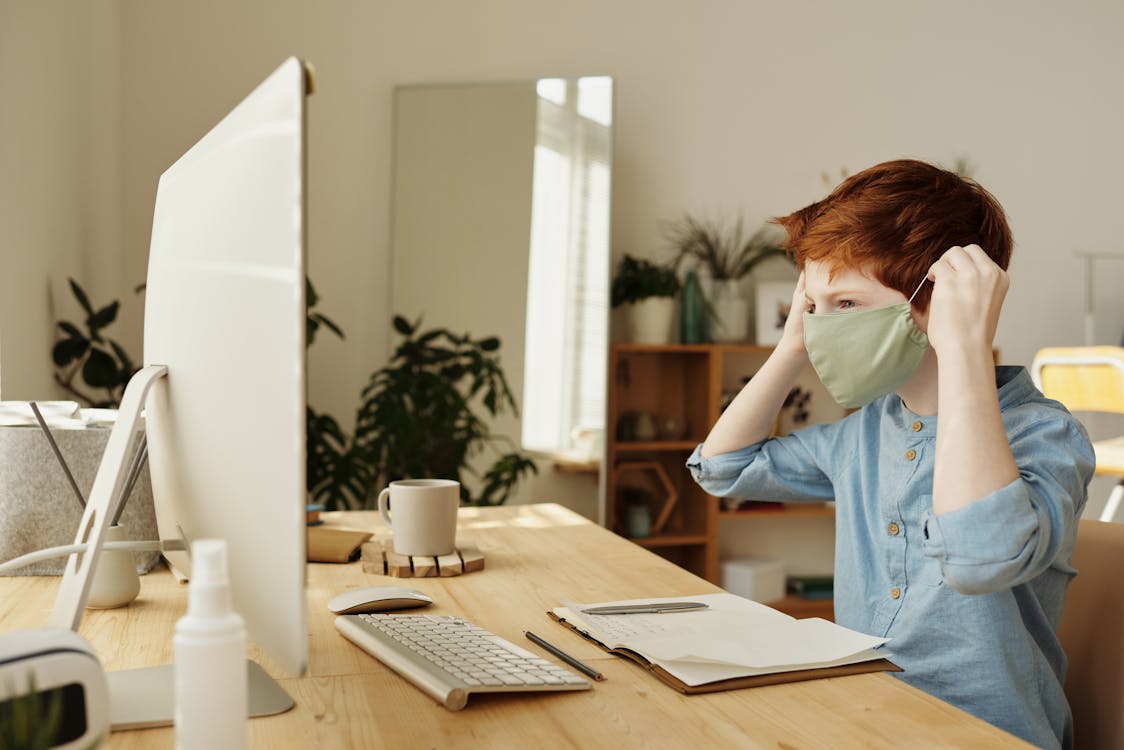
[941, 245, 972, 270]
[927, 254, 955, 281]
[962, 244, 997, 272]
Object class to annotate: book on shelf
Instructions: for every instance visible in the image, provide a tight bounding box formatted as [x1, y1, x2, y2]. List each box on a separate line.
[549, 593, 899, 694]
[788, 575, 834, 600]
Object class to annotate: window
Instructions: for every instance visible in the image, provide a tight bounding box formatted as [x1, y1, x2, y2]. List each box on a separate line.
[522, 77, 612, 457]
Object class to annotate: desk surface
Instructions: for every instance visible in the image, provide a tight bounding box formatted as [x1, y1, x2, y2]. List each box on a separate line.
[0, 503, 1030, 749]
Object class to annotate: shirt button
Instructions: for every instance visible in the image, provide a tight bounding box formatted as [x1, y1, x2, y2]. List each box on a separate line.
[888, 522, 900, 536]
[905, 449, 917, 460]
[911, 421, 922, 432]
[890, 587, 901, 599]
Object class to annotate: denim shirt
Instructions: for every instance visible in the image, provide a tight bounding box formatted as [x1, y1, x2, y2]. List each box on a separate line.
[687, 366, 1094, 750]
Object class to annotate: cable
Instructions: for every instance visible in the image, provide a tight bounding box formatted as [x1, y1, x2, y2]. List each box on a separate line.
[0, 538, 188, 575]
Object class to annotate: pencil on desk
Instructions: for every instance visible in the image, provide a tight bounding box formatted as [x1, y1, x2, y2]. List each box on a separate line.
[525, 630, 605, 682]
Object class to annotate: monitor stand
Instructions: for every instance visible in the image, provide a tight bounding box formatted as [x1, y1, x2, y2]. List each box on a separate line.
[108, 661, 293, 730]
[47, 365, 296, 729]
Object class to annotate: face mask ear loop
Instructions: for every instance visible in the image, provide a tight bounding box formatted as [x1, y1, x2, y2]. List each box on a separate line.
[907, 277, 929, 306]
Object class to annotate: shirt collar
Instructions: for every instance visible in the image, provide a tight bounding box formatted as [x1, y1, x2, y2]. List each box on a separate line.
[881, 365, 1031, 436]
[995, 366, 1035, 409]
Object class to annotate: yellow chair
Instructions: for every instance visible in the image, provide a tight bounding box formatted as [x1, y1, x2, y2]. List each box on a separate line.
[1056, 519, 1124, 750]
[1031, 346, 1124, 523]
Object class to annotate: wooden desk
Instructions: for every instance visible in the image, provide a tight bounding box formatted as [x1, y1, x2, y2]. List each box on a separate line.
[0, 503, 1031, 749]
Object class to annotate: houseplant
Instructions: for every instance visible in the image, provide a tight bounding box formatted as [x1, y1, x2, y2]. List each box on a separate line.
[51, 281, 532, 510]
[51, 277, 355, 509]
[667, 214, 790, 342]
[52, 279, 138, 408]
[610, 254, 680, 344]
[0, 675, 70, 750]
[308, 316, 537, 510]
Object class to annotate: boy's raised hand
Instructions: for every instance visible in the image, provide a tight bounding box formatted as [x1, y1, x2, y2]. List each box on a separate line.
[925, 245, 1009, 357]
[776, 271, 813, 359]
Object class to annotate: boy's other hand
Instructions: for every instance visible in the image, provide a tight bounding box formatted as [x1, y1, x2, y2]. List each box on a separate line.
[776, 271, 812, 360]
[925, 245, 1009, 357]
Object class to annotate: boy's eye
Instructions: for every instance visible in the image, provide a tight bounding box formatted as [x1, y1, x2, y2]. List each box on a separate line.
[838, 300, 857, 311]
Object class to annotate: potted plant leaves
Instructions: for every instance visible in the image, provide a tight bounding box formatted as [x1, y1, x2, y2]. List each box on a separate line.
[52, 278, 138, 408]
[308, 316, 537, 510]
[610, 254, 680, 344]
[667, 215, 789, 342]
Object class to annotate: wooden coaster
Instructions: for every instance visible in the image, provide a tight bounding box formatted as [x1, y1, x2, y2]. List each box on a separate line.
[360, 535, 485, 578]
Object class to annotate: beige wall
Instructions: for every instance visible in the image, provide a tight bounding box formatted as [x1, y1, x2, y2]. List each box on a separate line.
[4, 0, 1124, 518]
[0, 0, 121, 399]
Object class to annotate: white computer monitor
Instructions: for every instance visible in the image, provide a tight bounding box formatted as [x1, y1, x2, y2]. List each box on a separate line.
[49, 56, 311, 725]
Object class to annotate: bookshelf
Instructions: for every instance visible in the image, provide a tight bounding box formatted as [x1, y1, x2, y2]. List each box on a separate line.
[605, 343, 839, 620]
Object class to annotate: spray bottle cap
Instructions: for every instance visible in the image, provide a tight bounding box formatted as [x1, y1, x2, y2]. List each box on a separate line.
[191, 539, 229, 586]
[188, 538, 233, 618]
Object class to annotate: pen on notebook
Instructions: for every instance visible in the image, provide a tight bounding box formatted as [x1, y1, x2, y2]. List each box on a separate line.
[581, 601, 708, 616]
[525, 631, 605, 682]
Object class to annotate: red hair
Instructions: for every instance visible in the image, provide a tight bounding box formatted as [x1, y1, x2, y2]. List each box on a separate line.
[772, 159, 1013, 310]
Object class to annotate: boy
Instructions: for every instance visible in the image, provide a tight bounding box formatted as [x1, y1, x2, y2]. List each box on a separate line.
[688, 159, 1094, 749]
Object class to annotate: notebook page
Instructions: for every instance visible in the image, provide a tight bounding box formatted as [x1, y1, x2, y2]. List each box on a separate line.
[555, 593, 794, 649]
[632, 617, 889, 668]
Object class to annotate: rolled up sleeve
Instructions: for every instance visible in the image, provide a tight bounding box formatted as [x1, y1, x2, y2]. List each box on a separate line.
[686, 423, 841, 504]
[922, 418, 1095, 595]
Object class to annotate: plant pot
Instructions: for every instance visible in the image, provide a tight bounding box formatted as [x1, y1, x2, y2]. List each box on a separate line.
[627, 297, 676, 344]
[86, 523, 141, 609]
[709, 280, 751, 343]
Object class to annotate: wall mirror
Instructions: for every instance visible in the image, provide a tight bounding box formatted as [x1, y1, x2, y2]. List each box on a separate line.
[390, 77, 613, 521]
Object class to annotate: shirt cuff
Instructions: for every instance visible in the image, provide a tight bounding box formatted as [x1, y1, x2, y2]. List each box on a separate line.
[921, 478, 1036, 565]
[685, 442, 763, 483]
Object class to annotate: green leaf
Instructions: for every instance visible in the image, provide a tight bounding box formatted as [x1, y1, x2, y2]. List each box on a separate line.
[57, 321, 85, 340]
[306, 317, 319, 347]
[82, 347, 119, 388]
[478, 337, 500, 352]
[52, 337, 88, 367]
[69, 278, 93, 315]
[109, 339, 136, 379]
[306, 276, 319, 307]
[88, 300, 119, 330]
[417, 330, 441, 346]
[313, 313, 344, 340]
[392, 316, 414, 336]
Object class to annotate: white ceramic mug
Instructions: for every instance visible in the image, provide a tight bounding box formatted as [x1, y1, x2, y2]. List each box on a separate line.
[377, 479, 460, 556]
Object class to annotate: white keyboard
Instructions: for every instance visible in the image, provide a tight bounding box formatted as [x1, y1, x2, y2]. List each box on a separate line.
[335, 614, 592, 710]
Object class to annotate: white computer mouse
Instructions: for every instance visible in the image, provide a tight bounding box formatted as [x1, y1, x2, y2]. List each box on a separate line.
[327, 585, 434, 615]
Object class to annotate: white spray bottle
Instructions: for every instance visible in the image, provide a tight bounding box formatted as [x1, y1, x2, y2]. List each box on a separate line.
[174, 538, 247, 749]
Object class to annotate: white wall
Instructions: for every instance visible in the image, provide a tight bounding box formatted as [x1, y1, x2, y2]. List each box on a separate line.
[5, 0, 1124, 517]
[0, 0, 121, 399]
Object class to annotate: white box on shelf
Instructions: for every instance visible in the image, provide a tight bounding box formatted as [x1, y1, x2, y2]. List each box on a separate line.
[720, 556, 786, 604]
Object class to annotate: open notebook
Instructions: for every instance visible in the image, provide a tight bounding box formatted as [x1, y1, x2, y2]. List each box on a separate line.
[550, 593, 900, 693]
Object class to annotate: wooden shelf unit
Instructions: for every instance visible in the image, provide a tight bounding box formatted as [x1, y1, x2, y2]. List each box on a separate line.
[606, 343, 837, 619]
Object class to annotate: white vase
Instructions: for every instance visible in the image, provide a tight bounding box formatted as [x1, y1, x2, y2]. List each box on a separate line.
[628, 297, 676, 344]
[709, 280, 751, 343]
[86, 523, 141, 609]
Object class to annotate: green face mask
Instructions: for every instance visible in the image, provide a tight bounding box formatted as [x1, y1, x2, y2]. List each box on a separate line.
[803, 281, 929, 409]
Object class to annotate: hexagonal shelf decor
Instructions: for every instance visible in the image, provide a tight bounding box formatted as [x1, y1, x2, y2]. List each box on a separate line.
[612, 460, 679, 535]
